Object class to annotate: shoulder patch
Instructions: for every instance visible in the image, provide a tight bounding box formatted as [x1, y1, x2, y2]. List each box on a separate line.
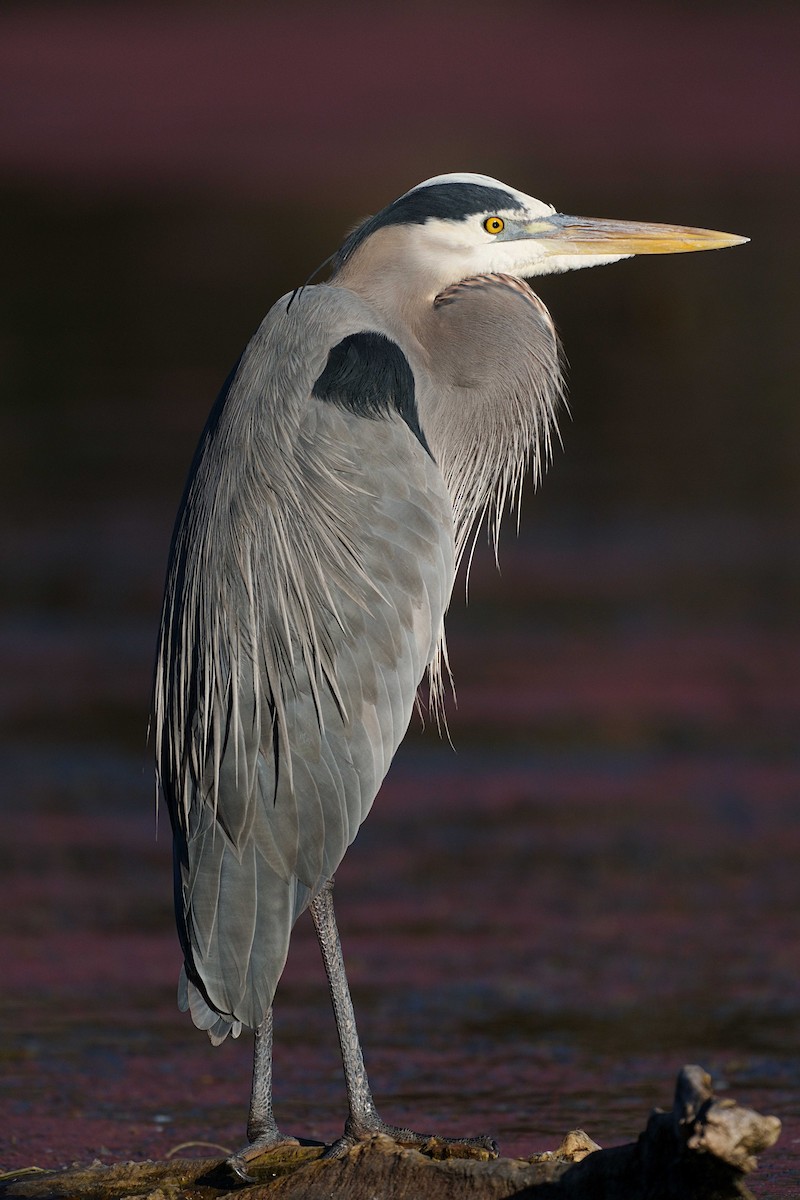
[312, 332, 431, 456]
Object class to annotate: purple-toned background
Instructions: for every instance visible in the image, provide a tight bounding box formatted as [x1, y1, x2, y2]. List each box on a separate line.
[1, 3, 799, 1196]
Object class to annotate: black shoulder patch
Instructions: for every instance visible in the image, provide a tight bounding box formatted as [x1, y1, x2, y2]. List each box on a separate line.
[312, 332, 432, 456]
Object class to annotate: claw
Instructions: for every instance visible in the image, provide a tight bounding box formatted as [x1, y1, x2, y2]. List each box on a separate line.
[226, 1154, 257, 1184]
[321, 1134, 356, 1160]
[226, 1129, 300, 1182]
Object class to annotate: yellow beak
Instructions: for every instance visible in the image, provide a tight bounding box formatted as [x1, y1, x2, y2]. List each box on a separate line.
[524, 212, 748, 256]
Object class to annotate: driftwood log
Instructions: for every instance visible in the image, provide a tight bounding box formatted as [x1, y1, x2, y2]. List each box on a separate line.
[0, 1065, 781, 1200]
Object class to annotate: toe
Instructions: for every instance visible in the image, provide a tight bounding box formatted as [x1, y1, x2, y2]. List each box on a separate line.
[227, 1129, 300, 1180]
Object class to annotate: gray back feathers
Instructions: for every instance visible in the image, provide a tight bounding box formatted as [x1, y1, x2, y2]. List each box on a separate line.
[154, 285, 455, 1034]
[154, 263, 561, 1039]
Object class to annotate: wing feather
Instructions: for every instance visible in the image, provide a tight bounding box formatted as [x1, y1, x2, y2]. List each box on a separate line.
[154, 285, 454, 1036]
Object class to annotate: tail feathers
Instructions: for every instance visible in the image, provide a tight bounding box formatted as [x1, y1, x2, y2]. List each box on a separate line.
[178, 965, 243, 1046]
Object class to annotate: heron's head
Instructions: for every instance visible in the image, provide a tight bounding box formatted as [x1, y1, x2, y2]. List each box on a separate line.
[331, 172, 747, 309]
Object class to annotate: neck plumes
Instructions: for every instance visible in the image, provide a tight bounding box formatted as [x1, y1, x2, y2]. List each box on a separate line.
[415, 273, 564, 578]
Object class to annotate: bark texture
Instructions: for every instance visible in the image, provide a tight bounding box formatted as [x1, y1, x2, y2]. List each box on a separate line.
[0, 1066, 781, 1200]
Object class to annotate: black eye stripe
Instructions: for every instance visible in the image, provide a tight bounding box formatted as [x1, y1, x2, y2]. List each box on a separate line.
[334, 183, 523, 270]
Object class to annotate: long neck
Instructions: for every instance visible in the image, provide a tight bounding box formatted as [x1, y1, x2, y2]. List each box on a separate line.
[413, 273, 564, 575]
[334, 241, 565, 575]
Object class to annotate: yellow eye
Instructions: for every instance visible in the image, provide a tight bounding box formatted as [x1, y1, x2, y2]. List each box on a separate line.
[484, 216, 505, 235]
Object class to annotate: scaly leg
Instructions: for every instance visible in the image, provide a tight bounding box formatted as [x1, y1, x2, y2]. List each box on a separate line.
[309, 878, 498, 1159]
[227, 1009, 298, 1181]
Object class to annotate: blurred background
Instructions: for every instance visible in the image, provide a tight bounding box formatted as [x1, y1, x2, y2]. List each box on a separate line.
[1, 1, 799, 1193]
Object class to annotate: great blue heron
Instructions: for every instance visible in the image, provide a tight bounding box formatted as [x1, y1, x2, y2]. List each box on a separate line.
[153, 172, 746, 1174]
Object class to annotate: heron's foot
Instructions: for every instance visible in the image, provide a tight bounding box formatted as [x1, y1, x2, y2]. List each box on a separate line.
[324, 1116, 498, 1161]
[227, 1124, 300, 1182]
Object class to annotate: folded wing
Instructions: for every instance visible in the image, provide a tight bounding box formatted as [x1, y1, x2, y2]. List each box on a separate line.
[153, 285, 454, 1038]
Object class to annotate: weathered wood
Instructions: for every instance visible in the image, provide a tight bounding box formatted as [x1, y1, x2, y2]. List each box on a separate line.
[0, 1066, 780, 1200]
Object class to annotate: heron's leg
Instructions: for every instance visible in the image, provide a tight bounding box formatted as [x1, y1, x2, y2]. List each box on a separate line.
[227, 1009, 298, 1181]
[309, 880, 381, 1139]
[246, 1009, 281, 1143]
[310, 879, 498, 1160]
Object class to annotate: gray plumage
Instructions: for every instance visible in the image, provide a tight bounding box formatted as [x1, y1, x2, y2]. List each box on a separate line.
[155, 272, 558, 1041]
[152, 173, 746, 1166]
[155, 286, 458, 1039]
